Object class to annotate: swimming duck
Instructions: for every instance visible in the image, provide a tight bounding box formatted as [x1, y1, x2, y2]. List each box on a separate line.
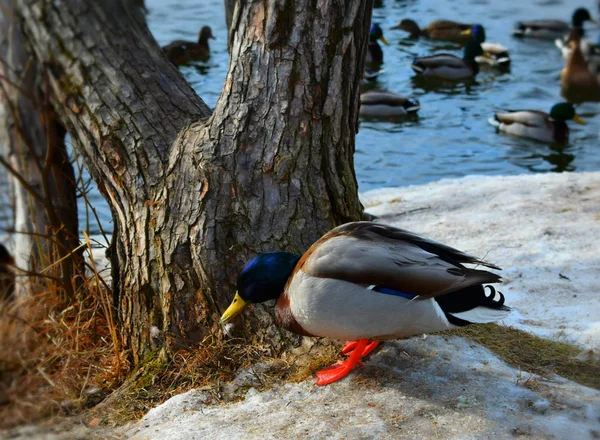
[0, 244, 14, 300]
[366, 23, 389, 66]
[461, 25, 511, 68]
[411, 30, 485, 79]
[391, 19, 473, 42]
[561, 29, 600, 103]
[162, 26, 215, 66]
[221, 222, 510, 386]
[488, 103, 584, 144]
[359, 91, 421, 118]
[513, 7, 596, 40]
[555, 28, 600, 74]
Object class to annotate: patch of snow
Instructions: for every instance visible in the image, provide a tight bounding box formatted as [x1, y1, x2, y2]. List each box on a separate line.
[117, 336, 600, 440]
[361, 172, 600, 351]
[113, 172, 600, 440]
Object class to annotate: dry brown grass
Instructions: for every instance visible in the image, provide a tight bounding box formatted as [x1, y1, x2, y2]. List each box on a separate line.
[96, 337, 275, 424]
[90, 338, 344, 425]
[452, 323, 600, 390]
[0, 270, 127, 430]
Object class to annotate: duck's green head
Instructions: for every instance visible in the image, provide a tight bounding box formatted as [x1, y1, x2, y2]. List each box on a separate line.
[572, 8, 596, 27]
[461, 24, 486, 43]
[463, 39, 484, 61]
[370, 23, 389, 45]
[220, 252, 301, 323]
[550, 103, 585, 124]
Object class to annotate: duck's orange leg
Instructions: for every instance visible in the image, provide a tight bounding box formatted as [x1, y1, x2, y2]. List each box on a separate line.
[341, 340, 380, 357]
[315, 338, 369, 386]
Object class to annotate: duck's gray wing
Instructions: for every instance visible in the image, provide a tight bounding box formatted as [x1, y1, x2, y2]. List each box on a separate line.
[414, 54, 466, 68]
[517, 19, 569, 31]
[298, 222, 501, 299]
[494, 110, 549, 126]
[360, 91, 410, 106]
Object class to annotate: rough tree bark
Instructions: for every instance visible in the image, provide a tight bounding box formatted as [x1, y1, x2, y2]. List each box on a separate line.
[224, 0, 237, 40]
[11, 0, 370, 363]
[0, 0, 80, 298]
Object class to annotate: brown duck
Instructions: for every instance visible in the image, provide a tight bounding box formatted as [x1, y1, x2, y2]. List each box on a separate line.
[392, 19, 473, 42]
[162, 26, 214, 66]
[561, 29, 600, 103]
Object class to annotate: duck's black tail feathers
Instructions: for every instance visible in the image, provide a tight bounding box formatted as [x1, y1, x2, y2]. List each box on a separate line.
[404, 98, 421, 113]
[436, 285, 510, 326]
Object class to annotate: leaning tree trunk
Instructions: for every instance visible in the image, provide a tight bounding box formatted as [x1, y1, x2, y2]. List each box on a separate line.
[14, 0, 369, 363]
[0, 0, 80, 299]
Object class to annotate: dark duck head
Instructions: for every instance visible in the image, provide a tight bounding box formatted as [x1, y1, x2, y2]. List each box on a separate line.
[220, 252, 300, 322]
[572, 7, 596, 29]
[198, 26, 215, 44]
[461, 24, 486, 43]
[369, 23, 388, 44]
[550, 102, 584, 123]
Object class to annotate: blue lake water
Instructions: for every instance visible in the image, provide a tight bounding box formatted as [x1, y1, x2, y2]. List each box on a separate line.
[1, 0, 599, 236]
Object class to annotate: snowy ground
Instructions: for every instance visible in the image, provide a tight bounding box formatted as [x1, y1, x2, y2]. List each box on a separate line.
[361, 171, 600, 351]
[5, 171, 600, 439]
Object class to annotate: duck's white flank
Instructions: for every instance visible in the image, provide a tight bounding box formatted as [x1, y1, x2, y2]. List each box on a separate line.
[488, 117, 555, 143]
[287, 270, 452, 341]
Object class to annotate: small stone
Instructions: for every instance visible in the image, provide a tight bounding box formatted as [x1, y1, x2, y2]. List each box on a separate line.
[531, 399, 550, 414]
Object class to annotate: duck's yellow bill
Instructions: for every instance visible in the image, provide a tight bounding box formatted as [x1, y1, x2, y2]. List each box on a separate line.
[379, 35, 389, 45]
[572, 114, 585, 125]
[460, 28, 472, 36]
[220, 292, 248, 323]
[482, 51, 494, 59]
[590, 17, 598, 24]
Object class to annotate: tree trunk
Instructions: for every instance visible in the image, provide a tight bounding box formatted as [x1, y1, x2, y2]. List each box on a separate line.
[0, 0, 80, 298]
[13, 0, 369, 363]
[224, 0, 237, 43]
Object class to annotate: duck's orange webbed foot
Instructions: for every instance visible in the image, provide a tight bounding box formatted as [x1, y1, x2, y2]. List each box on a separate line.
[341, 340, 380, 357]
[315, 338, 370, 386]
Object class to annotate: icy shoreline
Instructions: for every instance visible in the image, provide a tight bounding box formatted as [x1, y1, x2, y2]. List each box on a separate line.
[6, 171, 600, 440]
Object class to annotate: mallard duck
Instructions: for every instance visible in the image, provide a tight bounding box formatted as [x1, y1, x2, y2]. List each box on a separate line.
[561, 29, 600, 103]
[513, 7, 596, 40]
[359, 91, 420, 118]
[221, 222, 510, 386]
[162, 26, 215, 66]
[391, 19, 473, 42]
[555, 28, 600, 74]
[411, 35, 485, 79]
[366, 23, 389, 66]
[488, 103, 584, 144]
[0, 244, 14, 300]
[460, 25, 511, 68]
